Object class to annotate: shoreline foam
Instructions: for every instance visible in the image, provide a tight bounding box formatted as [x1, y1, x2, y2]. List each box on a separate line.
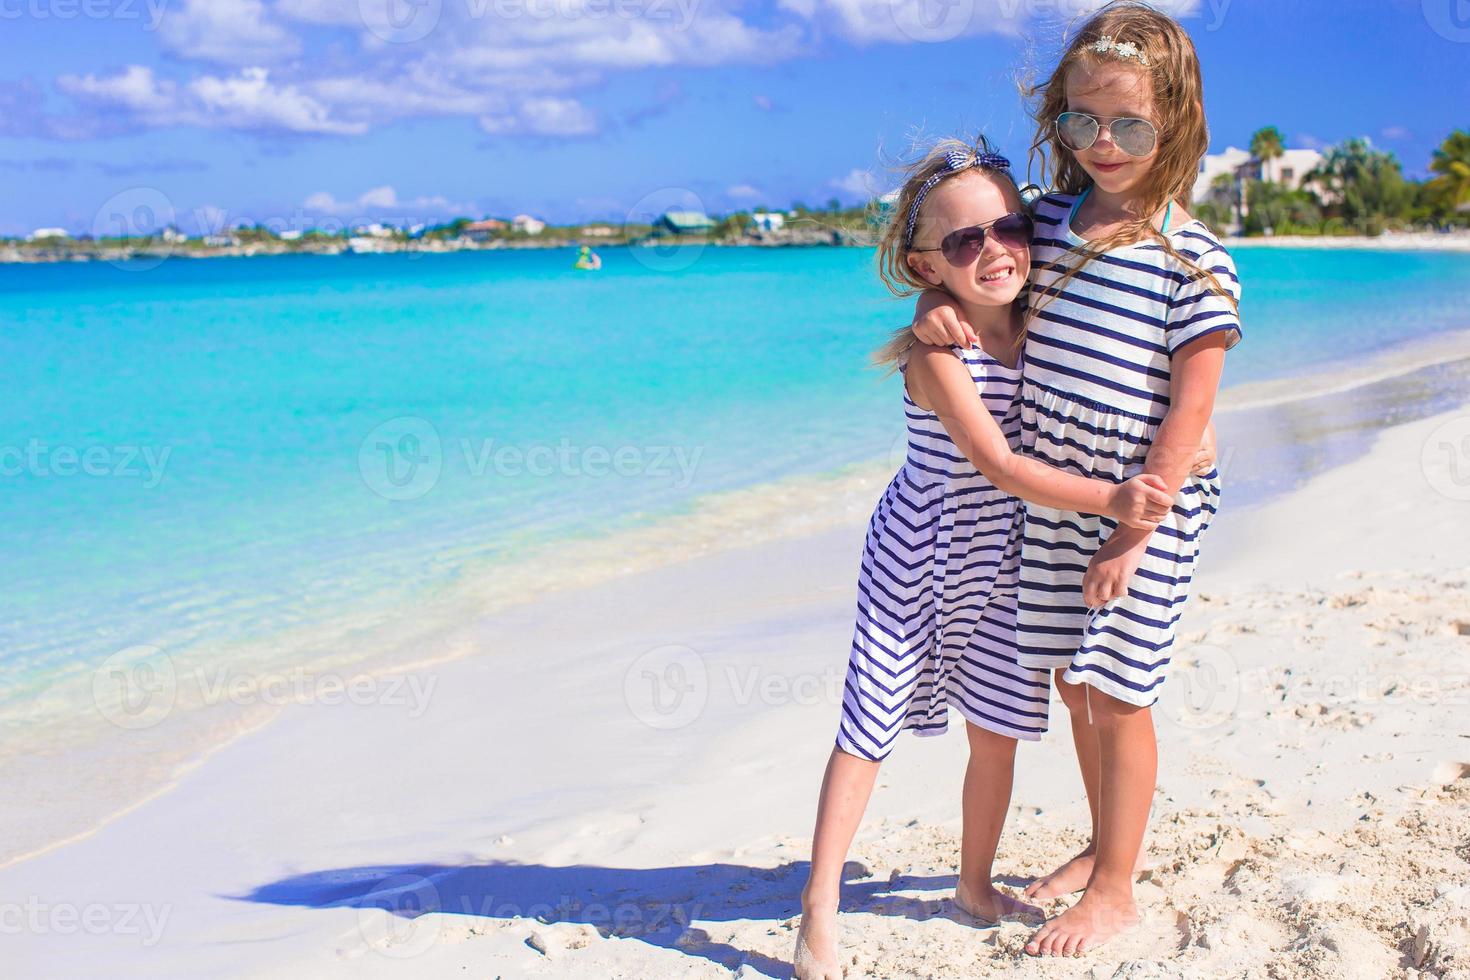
[1225, 230, 1470, 252]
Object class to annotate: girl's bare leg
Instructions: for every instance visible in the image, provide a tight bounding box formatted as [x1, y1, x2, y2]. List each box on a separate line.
[1026, 688, 1154, 956]
[1025, 669, 1105, 899]
[794, 745, 880, 979]
[955, 722, 1041, 923]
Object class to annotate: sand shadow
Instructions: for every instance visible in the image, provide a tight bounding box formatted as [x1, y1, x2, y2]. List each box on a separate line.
[235, 859, 984, 976]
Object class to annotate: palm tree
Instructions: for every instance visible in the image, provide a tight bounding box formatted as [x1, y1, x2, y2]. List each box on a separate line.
[1427, 130, 1470, 214]
[1306, 138, 1414, 232]
[1250, 126, 1285, 183]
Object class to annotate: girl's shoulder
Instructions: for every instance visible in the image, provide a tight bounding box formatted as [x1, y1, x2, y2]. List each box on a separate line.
[1162, 222, 1240, 278]
[1034, 189, 1081, 209]
[1029, 191, 1079, 242]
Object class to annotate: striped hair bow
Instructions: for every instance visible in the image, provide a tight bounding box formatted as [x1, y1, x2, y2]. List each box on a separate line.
[903, 148, 1012, 250]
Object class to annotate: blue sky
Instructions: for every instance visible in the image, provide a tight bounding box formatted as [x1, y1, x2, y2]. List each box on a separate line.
[2, 0, 1467, 236]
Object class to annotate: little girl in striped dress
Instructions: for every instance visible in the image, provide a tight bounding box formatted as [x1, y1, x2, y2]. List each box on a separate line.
[911, 2, 1243, 958]
[791, 136, 1188, 980]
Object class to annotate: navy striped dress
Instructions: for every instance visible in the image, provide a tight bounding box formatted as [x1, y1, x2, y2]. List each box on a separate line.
[1014, 191, 1243, 706]
[835, 344, 1052, 762]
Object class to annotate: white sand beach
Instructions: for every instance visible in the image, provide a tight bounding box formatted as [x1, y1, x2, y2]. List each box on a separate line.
[1224, 230, 1470, 252]
[5, 398, 1470, 979]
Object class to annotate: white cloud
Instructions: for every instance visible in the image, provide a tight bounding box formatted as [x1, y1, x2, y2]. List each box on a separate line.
[727, 184, 763, 200]
[56, 65, 176, 114]
[777, 0, 1201, 44]
[157, 0, 300, 65]
[480, 96, 597, 137]
[59, 66, 364, 135]
[39, 0, 1203, 143]
[189, 69, 366, 134]
[830, 167, 880, 199]
[303, 185, 470, 215]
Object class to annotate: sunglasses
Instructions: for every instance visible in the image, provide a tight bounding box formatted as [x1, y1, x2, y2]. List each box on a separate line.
[1055, 111, 1158, 157]
[910, 211, 1033, 266]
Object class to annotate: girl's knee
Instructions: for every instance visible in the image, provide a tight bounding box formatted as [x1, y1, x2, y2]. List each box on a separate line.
[1056, 670, 1089, 712]
[964, 721, 1018, 757]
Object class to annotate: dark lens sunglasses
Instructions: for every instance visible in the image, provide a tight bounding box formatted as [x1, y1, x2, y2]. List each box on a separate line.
[910, 211, 1033, 266]
[1055, 111, 1158, 157]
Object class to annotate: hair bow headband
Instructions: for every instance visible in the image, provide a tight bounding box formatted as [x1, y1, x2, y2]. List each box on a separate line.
[903, 148, 1011, 250]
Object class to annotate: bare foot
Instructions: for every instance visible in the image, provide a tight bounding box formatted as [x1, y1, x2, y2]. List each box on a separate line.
[1023, 887, 1140, 957]
[1023, 848, 1147, 901]
[792, 897, 842, 980]
[953, 879, 1042, 925]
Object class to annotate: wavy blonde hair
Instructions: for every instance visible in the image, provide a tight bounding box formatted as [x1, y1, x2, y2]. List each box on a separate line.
[1024, 0, 1237, 313]
[870, 135, 1027, 372]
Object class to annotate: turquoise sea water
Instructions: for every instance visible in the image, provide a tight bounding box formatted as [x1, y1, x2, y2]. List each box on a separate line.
[4, 243, 1470, 728]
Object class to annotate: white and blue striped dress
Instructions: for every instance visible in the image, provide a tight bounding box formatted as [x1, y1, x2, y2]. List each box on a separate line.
[1015, 191, 1243, 706]
[835, 344, 1052, 761]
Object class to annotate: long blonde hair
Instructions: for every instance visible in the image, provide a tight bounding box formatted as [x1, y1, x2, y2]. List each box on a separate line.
[1024, 0, 1237, 312]
[870, 135, 1027, 372]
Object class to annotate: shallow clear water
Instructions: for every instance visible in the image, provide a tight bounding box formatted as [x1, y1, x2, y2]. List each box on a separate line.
[3, 243, 1469, 722]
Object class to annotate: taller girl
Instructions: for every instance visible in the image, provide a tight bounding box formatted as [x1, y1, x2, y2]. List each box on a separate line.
[914, 0, 1243, 956]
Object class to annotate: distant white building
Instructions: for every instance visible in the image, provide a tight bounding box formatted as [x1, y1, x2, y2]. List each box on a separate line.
[581, 225, 615, 237]
[1192, 146, 1253, 204]
[1192, 145, 1323, 203]
[512, 214, 545, 235]
[279, 229, 305, 242]
[28, 227, 69, 241]
[354, 223, 395, 239]
[161, 226, 188, 244]
[750, 212, 785, 232]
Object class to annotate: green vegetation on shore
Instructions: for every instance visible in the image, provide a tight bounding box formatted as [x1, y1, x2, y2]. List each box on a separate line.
[7, 130, 1467, 263]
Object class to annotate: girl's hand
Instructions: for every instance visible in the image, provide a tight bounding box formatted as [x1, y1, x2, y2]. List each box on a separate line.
[1107, 474, 1173, 530]
[1191, 421, 1219, 477]
[1082, 534, 1149, 607]
[912, 302, 976, 348]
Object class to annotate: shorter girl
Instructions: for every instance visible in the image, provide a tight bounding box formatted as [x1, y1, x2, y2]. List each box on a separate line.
[792, 136, 1197, 980]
